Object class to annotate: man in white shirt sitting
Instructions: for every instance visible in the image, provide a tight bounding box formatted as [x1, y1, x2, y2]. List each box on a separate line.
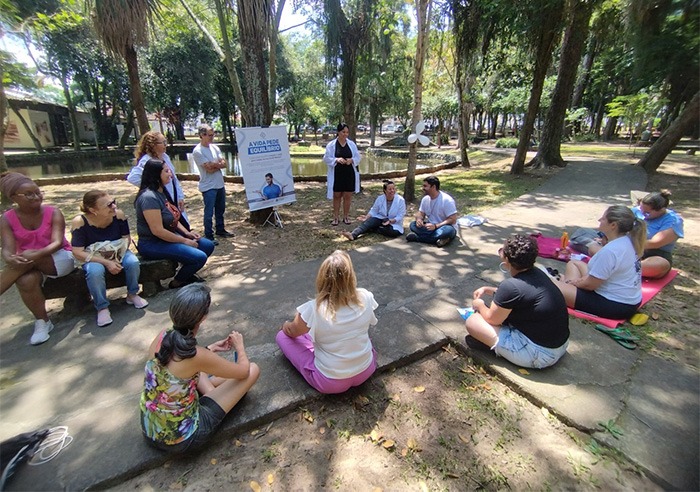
[406, 175, 458, 247]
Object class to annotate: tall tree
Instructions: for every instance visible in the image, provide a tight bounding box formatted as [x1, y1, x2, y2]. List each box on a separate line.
[638, 90, 699, 173]
[88, 0, 158, 135]
[451, 0, 483, 168]
[237, 0, 272, 125]
[404, 0, 431, 203]
[323, 0, 374, 140]
[527, 0, 597, 169]
[510, 0, 566, 174]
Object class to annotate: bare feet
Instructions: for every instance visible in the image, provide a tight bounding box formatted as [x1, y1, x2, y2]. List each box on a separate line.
[341, 231, 355, 241]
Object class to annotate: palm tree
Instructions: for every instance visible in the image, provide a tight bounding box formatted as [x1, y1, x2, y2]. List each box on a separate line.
[88, 0, 157, 135]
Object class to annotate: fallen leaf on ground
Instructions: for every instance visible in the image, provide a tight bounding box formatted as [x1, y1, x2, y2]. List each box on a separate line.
[458, 434, 470, 444]
[401, 448, 408, 457]
[407, 437, 419, 450]
[169, 483, 183, 490]
[518, 368, 530, 375]
[250, 481, 261, 492]
[354, 395, 370, 407]
[319, 427, 326, 434]
[651, 312, 660, 320]
[210, 459, 217, 465]
[369, 429, 382, 442]
[267, 474, 274, 485]
[413, 386, 425, 393]
[234, 440, 242, 447]
[541, 407, 550, 418]
[382, 439, 395, 449]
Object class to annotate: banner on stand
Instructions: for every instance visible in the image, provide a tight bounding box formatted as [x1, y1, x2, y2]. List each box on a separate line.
[235, 126, 296, 212]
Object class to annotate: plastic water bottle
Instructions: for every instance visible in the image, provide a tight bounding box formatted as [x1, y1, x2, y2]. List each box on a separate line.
[561, 231, 569, 249]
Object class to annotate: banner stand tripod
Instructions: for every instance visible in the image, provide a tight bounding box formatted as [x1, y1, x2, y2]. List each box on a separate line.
[263, 207, 283, 228]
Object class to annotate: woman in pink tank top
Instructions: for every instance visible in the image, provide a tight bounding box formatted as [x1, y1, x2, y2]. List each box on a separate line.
[0, 172, 73, 345]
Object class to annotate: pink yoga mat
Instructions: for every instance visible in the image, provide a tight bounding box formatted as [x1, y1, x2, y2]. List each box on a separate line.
[531, 233, 589, 262]
[567, 270, 679, 328]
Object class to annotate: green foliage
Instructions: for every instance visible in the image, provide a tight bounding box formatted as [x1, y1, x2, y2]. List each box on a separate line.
[495, 137, 519, 148]
[606, 91, 667, 134]
[572, 133, 596, 142]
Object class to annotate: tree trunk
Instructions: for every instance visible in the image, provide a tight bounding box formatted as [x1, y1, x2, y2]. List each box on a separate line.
[123, 44, 150, 135]
[528, 0, 596, 169]
[571, 34, 597, 108]
[602, 115, 617, 141]
[639, 91, 700, 173]
[268, 0, 285, 113]
[238, 0, 272, 127]
[119, 111, 135, 149]
[340, 45, 358, 140]
[8, 102, 44, 152]
[511, 0, 565, 174]
[60, 73, 82, 151]
[404, 0, 431, 204]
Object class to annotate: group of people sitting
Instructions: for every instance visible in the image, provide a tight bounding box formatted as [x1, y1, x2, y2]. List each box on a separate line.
[465, 195, 683, 370]
[0, 139, 683, 454]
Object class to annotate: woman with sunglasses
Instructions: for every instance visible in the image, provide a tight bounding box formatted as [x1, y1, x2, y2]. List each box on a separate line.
[135, 160, 215, 289]
[71, 191, 148, 327]
[0, 172, 74, 345]
[465, 235, 569, 369]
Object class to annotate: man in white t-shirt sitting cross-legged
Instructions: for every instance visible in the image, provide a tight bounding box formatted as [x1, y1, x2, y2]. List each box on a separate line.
[406, 175, 458, 247]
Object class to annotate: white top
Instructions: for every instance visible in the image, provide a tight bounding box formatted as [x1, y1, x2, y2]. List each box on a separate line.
[192, 143, 225, 192]
[127, 153, 185, 204]
[419, 191, 458, 224]
[368, 194, 406, 233]
[323, 138, 361, 200]
[297, 288, 377, 379]
[588, 236, 642, 304]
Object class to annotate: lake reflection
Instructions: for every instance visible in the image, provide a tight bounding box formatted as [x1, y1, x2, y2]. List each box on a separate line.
[26, 151, 433, 179]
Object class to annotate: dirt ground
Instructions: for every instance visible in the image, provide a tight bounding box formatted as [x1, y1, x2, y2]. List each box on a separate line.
[110, 348, 660, 492]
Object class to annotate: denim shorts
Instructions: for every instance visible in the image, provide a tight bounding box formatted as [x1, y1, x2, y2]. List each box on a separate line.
[494, 327, 568, 369]
[144, 396, 226, 453]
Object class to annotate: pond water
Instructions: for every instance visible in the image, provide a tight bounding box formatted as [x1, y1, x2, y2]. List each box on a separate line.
[25, 151, 434, 179]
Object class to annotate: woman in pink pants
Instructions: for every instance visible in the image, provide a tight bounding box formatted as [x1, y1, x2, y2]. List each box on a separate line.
[276, 250, 378, 394]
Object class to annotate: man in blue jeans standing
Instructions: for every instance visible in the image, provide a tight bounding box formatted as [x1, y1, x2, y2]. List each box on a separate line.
[406, 175, 458, 247]
[192, 125, 235, 246]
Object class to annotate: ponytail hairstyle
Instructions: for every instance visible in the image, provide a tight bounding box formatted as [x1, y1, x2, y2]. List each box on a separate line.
[156, 284, 211, 365]
[382, 180, 395, 192]
[604, 205, 647, 257]
[641, 189, 672, 211]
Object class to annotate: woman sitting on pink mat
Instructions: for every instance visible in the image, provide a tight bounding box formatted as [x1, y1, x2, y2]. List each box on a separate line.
[555, 206, 646, 320]
[276, 250, 378, 394]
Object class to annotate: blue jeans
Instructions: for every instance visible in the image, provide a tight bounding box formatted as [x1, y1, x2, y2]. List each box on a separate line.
[202, 187, 226, 237]
[137, 237, 215, 282]
[409, 221, 457, 244]
[350, 217, 401, 239]
[83, 250, 140, 310]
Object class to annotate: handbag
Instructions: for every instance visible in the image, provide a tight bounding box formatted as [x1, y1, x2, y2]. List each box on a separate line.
[83, 238, 129, 263]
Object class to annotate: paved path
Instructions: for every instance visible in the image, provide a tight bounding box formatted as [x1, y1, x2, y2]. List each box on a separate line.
[2, 158, 697, 490]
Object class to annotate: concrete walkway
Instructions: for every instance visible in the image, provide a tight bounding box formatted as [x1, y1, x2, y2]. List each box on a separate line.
[2, 158, 697, 491]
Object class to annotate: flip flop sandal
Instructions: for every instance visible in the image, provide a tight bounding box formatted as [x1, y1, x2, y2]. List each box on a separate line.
[343, 218, 351, 225]
[331, 219, 339, 226]
[595, 325, 638, 350]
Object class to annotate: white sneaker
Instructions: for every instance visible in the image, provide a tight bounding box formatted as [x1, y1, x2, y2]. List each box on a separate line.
[30, 319, 53, 345]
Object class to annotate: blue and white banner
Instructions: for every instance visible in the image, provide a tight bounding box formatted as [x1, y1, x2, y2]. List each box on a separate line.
[235, 126, 296, 212]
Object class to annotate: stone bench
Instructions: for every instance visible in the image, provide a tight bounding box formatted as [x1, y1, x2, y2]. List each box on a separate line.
[42, 258, 177, 311]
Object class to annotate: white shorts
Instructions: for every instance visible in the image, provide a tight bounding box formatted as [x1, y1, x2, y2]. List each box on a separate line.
[46, 249, 76, 279]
